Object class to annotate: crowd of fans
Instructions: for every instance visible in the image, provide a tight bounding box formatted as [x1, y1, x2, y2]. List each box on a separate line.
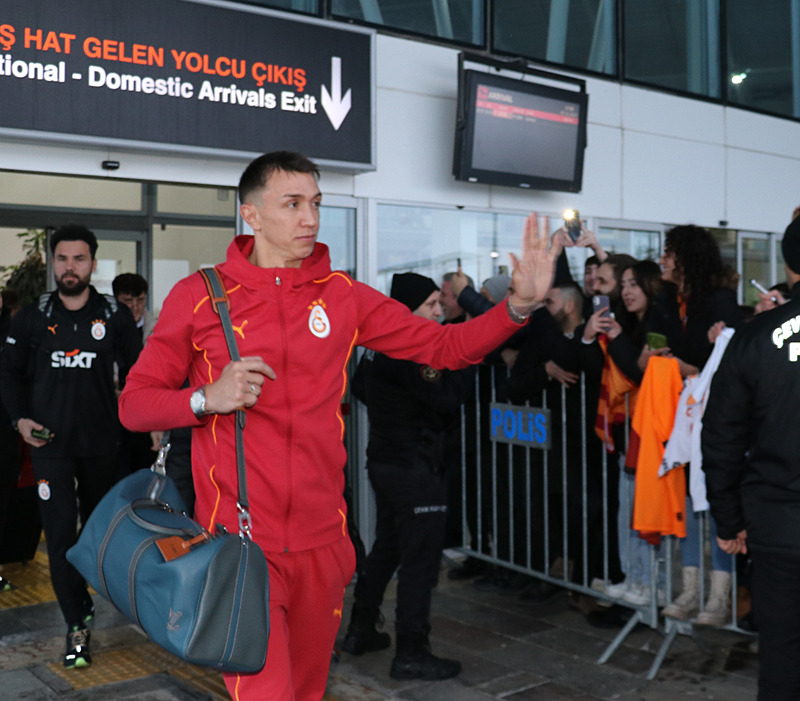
[439, 218, 786, 631]
[342, 213, 795, 685]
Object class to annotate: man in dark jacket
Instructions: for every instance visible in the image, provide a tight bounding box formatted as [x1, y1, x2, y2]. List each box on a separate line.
[0, 224, 141, 670]
[702, 215, 800, 701]
[508, 282, 608, 590]
[341, 272, 476, 681]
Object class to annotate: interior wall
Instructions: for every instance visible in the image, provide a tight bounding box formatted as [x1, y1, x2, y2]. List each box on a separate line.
[1, 31, 799, 235]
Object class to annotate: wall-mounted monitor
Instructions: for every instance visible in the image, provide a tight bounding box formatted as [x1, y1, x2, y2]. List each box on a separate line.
[453, 69, 588, 192]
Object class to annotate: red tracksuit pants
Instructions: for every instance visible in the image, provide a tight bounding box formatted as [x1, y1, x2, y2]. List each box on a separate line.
[224, 535, 356, 700]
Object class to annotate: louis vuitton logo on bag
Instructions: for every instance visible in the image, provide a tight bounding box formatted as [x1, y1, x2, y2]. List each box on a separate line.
[167, 608, 183, 631]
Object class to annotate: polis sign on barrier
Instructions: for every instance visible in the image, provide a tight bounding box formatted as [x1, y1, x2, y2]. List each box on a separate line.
[0, 0, 374, 170]
[489, 402, 550, 450]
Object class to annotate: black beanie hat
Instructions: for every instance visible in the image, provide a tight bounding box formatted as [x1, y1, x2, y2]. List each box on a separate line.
[390, 272, 439, 312]
[783, 216, 800, 275]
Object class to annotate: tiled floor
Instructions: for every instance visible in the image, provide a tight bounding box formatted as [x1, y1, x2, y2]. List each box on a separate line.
[0, 548, 758, 700]
[329, 566, 759, 701]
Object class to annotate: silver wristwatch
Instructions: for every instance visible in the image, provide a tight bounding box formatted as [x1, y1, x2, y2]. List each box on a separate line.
[190, 386, 207, 419]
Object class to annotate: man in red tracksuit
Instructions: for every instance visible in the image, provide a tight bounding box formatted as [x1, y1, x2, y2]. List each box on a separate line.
[119, 151, 557, 700]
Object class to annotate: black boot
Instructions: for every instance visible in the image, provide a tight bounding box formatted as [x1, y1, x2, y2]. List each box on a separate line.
[390, 633, 461, 681]
[341, 605, 391, 656]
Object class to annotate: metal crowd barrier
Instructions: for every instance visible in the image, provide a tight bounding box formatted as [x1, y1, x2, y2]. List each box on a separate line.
[455, 369, 752, 680]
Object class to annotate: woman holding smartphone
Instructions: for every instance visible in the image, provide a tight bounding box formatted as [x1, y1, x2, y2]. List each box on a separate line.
[658, 225, 740, 626]
[605, 260, 682, 382]
[585, 260, 681, 606]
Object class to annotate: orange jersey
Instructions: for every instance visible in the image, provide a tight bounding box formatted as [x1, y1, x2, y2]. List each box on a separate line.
[630, 356, 686, 541]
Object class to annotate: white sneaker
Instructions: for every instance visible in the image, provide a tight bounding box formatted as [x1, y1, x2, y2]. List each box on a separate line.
[623, 583, 649, 606]
[624, 584, 666, 607]
[604, 580, 629, 599]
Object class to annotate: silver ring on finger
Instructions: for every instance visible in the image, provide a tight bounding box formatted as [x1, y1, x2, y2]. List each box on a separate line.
[250, 383, 257, 394]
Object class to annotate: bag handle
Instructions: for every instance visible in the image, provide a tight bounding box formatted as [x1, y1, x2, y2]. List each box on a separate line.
[199, 267, 252, 539]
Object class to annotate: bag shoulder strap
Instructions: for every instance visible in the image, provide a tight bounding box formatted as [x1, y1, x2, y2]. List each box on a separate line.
[199, 268, 240, 363]
[199, 267, 251, 538]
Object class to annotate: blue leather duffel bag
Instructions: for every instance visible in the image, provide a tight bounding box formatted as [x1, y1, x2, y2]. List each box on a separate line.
[67, 458, 269, 673]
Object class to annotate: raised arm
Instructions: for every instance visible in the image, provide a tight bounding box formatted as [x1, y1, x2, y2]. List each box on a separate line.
[508, 213, 559, 313]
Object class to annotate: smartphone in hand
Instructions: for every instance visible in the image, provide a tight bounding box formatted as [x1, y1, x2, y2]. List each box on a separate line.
[646, 332, 668, 350]
[31, 426, 54, 442]
[592, 294, 611, 318]
[563, 209, 581, 242]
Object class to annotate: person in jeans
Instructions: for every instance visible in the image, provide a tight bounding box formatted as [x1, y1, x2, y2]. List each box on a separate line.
[657, 226, 739, 625]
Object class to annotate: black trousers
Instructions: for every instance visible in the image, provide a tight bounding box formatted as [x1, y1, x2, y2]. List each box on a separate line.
[751, 548, 800, 700]
[32, 455, 117, 627]
[354, 459, 447, 637]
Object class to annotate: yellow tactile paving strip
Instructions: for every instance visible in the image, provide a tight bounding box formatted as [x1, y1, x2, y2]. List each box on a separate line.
[48, 641, 229, 698]
[0, 540, 342, 699]
[170, 664, 232, 698]
[0, 544, 230, 699]
[0, 549, 57, 609]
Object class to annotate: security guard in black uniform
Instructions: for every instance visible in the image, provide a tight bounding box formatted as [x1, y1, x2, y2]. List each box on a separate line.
[342, 272, 476, 681]
[0, 224, 141, 670]
[703, 214, 800, 701]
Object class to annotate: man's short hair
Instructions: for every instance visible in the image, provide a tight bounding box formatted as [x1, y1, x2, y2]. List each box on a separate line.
[601, 253, 637, 288]
[442, 271, 475, 289]
[50, 224, 98, 259]
[238, 151, 320, 204]
[113, 273, 149, 298]
[553, 281, 584, 311]
[585, 255, 600, 268]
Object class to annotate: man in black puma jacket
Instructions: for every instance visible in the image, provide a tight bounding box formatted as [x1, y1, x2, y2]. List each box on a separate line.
[0, 224, 140, 670]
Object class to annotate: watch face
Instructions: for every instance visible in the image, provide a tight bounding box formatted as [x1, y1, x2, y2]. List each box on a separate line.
[190, 389, 205, 415]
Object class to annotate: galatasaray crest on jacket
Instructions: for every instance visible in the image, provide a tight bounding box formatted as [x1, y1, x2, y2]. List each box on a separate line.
[91, 319, 106, 340]
[308, 299, 330, 339]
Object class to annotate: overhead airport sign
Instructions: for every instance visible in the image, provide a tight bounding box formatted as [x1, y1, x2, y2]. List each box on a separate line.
[0, 0, 374, 170]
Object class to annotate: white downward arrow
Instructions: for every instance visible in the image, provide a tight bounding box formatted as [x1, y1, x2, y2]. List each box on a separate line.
[321, 56, 352, 131]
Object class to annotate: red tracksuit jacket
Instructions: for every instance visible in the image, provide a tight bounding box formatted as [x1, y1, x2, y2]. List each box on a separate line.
[119, 235, 524, 554]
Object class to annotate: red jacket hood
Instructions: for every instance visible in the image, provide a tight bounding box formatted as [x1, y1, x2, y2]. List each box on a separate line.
[219, 236, 333, 291]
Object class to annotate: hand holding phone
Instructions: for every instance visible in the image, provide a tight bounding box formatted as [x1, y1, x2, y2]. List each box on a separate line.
[646, 332, 668, 350]
[31, 426, 54, 442]
[584, 294, 614, 342]
[563, 209, 581, 242]
[592, 294, 612, 318]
